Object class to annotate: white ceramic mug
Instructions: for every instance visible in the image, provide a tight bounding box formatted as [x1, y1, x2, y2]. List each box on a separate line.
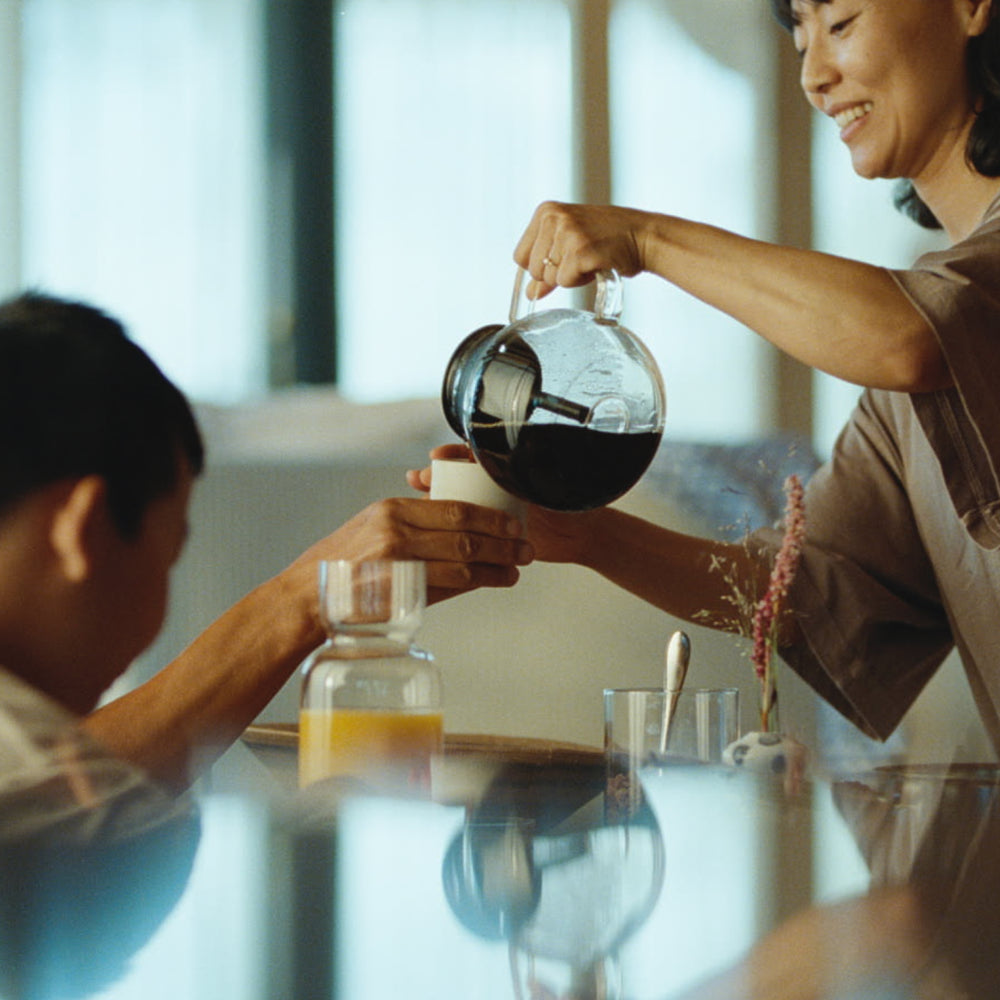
[429, 459, 526, 522]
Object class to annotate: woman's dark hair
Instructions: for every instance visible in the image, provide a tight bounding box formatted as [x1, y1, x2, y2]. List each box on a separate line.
[0, 292, 205, 538]
[770, 0, 1000, 230]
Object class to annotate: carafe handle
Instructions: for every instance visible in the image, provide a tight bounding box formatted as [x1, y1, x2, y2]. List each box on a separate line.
[508, 268, 623, 324]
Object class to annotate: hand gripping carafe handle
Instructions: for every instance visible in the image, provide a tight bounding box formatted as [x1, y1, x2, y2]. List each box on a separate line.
[509, 267, 624, 324]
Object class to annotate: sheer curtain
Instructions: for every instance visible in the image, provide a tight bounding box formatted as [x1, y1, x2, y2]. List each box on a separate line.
[0, 2, 22, 300]
[810, 116, 948, 457]
[610, 0, 777, 441]
[16, 0, 889, 449]
[20, 0, 267, 403]
[334, 0, 574, 401]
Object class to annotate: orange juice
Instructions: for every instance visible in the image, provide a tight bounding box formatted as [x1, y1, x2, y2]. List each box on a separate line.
[299, 707, 444, 792]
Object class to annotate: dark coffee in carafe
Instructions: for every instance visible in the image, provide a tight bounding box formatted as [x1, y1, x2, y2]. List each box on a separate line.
[441, 270, 666, 511]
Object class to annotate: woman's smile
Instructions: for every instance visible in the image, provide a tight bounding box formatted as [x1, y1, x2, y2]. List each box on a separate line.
[794, 0, 982, 186]
[832, 100, 873, 134]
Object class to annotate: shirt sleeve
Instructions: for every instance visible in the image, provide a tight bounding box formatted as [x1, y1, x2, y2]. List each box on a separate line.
[754, 391, 954, 741]
[890, 216, 1000, 548]
[0, 671, 192, 845]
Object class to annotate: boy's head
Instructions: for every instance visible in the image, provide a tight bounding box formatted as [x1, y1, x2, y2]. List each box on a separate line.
[0, 292, 204, 538]
[0, 292, 205, 712]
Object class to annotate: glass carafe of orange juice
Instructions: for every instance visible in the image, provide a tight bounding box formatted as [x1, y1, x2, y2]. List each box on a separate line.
[299, 560, 442, 795]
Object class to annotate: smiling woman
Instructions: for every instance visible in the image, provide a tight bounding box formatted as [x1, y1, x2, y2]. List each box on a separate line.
[491, 0, 1000, 763]
[775, 0, 1000, 229]
[792, 0, 983, 200]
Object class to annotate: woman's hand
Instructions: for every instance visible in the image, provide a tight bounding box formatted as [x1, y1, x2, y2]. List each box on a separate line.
[513, 201, 656, 300]
[405, 442, 471, 494]
[408, 444, 600, 568]
[405, 448, 759, 627]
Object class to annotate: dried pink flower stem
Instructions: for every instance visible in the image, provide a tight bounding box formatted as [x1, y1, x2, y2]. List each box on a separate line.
[751, 473, 806, 731]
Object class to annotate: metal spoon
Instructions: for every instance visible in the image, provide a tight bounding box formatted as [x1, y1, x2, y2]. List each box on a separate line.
[658, 631, 691, 756]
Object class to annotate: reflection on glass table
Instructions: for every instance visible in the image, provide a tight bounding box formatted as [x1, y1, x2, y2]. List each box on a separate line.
[442, 771, 664, 999]
[4, 745, 1000, 1000]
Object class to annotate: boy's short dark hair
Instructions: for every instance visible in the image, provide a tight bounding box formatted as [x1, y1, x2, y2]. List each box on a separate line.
[0, 292, 205, 538]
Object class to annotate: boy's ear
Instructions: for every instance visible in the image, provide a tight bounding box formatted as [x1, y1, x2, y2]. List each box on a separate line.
[49, 476, 108, 583]
[966, 0, 994, 37]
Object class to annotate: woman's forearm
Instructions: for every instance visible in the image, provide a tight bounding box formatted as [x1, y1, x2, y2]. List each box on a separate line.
[516, 202, 947, 392]
[638, 213, 946, 391]
[573, 507, 764, 630]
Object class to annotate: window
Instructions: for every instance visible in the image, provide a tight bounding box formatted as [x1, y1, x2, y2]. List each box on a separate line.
[18, 0, 267, 402]
[0, 4, 20, 293]
[810, 115, 947, 456]
[9, 0, 838, 446]
[334, 0, 573, 401]
[610, 0, 774, 440]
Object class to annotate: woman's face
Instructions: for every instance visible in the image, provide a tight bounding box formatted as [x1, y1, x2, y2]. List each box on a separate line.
[791, 0, 990, 183]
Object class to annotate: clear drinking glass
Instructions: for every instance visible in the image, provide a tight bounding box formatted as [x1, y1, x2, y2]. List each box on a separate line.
[299, 560, 443, 795]
[604, 687, 740, 821]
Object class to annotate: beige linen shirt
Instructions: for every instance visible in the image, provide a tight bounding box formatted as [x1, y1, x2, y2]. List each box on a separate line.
[772, 197, 1000, 751]
[0, 667, 188, 842]
[0, 670, 200, 995]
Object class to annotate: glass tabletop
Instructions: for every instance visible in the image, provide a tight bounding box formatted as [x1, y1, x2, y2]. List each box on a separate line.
[3, 750, 999, 1000]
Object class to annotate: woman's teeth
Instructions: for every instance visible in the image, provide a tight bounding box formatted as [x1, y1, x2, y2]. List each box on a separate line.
[834, 102, 873, 129]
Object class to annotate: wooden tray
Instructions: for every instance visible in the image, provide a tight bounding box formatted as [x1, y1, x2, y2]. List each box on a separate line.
[243, 722, 602, 767]
[242, 723, 605, 821]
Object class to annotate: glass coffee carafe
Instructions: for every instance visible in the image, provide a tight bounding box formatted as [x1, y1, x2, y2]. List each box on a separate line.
[441, 269, 666, 511]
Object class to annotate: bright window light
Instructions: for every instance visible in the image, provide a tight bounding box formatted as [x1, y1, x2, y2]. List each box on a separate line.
[810, 114, 947, 457]
[334, 0, 574, 402]
[20, 0, 267, 404]
[610, 0, 769, 441]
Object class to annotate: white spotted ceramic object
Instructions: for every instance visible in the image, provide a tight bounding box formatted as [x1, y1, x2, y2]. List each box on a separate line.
[723, 731, 807, 778]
